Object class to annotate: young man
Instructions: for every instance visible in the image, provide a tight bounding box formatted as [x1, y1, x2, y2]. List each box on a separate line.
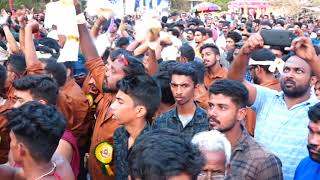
[128, 129, 204, 180]
[200, 43, 228, 88]
[294, 102, 320, 179]
[192, 130, 231, 179]
[12, 75, 80, 177]
[1, 101, 74, 180]
[228, 34, 320, 179]
[111, 74, 161, 179]
[208, 79, 283, 179]
[194, 27, 206, 59]
[153, 63, 208, 140]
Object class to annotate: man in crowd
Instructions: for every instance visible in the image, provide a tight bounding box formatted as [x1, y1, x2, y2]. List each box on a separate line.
[0, 101, 74, 179]
[194, 27, 206, 59]
[208, 79, 283, 179]
[153, 63, 208, 140]
[111, 74, 161, 179]
[192, 130, 232, 179]
[228, 34, 320, 179]
[294, 102, 320, 179]
[128, 129, 204, 180]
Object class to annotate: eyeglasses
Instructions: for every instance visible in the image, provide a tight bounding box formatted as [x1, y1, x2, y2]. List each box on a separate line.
[197, 172, 225, 180]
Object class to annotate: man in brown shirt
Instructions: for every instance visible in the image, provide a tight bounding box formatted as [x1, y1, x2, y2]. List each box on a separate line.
[195, 43, 228, 109]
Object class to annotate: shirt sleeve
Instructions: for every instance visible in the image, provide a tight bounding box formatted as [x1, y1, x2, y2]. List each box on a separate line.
[256, 154, 283, 180]
[85, 57, 107, 93]
[251, 85, 278, 114]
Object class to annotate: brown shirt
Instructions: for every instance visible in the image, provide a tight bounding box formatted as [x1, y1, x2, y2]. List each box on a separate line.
[245, 79, 281, 136]
[0, 99, 14, 163]
[86, 57, 120, 180]
[204, 67, 228, 88]
[57, 78, 90, 147]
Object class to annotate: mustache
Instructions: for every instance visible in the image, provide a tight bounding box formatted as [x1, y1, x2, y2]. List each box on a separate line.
[209, 117, 220, 125]
[307, 144, 320, 153]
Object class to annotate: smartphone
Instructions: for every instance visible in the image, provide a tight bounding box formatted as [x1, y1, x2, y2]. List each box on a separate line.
[260, 29, 296, 47]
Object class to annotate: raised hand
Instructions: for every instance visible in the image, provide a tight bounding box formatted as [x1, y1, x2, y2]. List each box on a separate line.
[26, 19, 39, 33]
[286, 37, 317, 63]
[240, 33, 264, 55]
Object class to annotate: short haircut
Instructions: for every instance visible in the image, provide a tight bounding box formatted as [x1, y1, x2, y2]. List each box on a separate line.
[188, 61, 205, 84]
[0, 64, 6, 94]
[63, 61, 75, 73]
[205, 28, 213, 38]
[153, 71, 175, 106]
[179, 44, 195, 62]
[276, 19, 285, 27]
[7, 53, 26, 75]
[185, 28, 195, 34]
[44, 59, 67, 87]
[128, 129, 205, 179]
[167, 28, 180, 38]
[13, 75, 59, 105]
[192, 130, 231, 167]
[170, 63, 199, 85]
[195, 27, 206, 36]
[209, 79, 249, 108]
[117, 74, 161, 121]
[116, 37, 130, 48]
[308, 102, 320, 123]
[6, 101, 66, 162]
[226, 31, 242, 43]
[200, 43, 220, 55]
[159, 60, 179, 72]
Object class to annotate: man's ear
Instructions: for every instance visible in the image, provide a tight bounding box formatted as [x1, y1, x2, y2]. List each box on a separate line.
[310, 76, 318, 86]
[135, 105, 147, 119]
[237, 108, 246, 122]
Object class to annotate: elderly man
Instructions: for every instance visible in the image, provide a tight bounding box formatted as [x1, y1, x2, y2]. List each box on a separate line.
[192, 130, 231, 180]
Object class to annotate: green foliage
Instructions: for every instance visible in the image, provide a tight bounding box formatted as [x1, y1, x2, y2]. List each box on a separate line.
[0, 0, 49, 12]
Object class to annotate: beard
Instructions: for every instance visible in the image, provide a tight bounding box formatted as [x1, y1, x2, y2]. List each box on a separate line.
[252, 73, 260, 85]
[307, 144, 320, 163]
[280, 79, 310, 98]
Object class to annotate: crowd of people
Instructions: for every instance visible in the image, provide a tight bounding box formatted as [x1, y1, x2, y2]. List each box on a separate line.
[0, 1, 320, 180]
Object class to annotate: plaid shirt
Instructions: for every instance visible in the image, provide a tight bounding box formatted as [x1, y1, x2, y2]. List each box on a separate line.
[226, 125, 283, 180]
[153, 105, 208, 140]
[113, 123, 152, 180]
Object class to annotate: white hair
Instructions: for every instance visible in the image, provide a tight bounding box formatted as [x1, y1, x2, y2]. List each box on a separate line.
[192, 130, 232, 166]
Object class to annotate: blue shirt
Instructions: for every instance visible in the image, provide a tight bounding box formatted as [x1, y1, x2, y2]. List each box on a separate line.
[153, 105, 208, 140]
[312, 38, 320, 47]
[252, 85, 318, 180]
[294, 157, 320, 180]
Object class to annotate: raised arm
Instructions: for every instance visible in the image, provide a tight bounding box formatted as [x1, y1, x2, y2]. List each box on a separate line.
[90, 16, 106, 39]
[24, 20, 41, 68]
[2, 25, 20, 53]
[16, 9, 27, 53]
[227, 34, 264, 105]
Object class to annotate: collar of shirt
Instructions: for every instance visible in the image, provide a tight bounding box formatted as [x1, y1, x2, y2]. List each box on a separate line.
[233, 125, 250, 153]
[275, 91, 318, 110]
[170, 104, 205, 127]
[206, 67, 228, 80]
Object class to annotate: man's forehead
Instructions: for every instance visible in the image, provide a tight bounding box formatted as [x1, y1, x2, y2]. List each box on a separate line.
[309, 121, 320, 131]
[285, 56, 310, 69]
[171, 74, 193, 82]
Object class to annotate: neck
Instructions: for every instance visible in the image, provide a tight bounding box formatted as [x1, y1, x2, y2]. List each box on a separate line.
[258, 74, 277, 85]
[208, 63, 222, 75]
[177, 100, 196, 115]
[125, 119, 147, 140]
[23, 160, 54, 180]
[225, 124, 242, 149]
[284, 90, 311, 109]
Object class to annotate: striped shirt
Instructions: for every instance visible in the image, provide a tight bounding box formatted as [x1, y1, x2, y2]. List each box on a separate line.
[252, 85, 318, 180]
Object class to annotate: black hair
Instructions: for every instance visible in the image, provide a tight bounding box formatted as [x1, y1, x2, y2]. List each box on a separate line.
[63, 61, 75, 73]
[0, 64, 7, 95]
[194, 27, 206, 36]
[209, 79, 249, 108]
[110, 48, 132, 61]
[153, 71, 175, 106]
[253, 19, 260, 24]
[159, 60, 179, 72]
[170, 63, 198, 85]
[308, 102, 320, 123]
[44, 59, 67, 87]
[0, 27, 4, 38]
[7, 53, 26, 75]
[205, 28, 213, 38]
[179, 44, 195, 62]
[6, 101, 66, 163]
[13, 75, 59, 105]
[200, 43, 220, 55]
[185, 28, 195, 34]
[276, 19, 285, 27]
[161, 16, 168, 24]
[117, 74, 161, 122]
[294, 22, 303, 28]
[116, 37, 130, 48]
[187, 61, 205, 84]
[128, 129, 205, 180]
[167, 28, 180, 38]
[226, 31, 242, 43]
[250, 48, 276, 73]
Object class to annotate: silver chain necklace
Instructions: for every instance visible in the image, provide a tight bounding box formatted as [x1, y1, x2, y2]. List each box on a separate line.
[34, 162, 57, 180]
